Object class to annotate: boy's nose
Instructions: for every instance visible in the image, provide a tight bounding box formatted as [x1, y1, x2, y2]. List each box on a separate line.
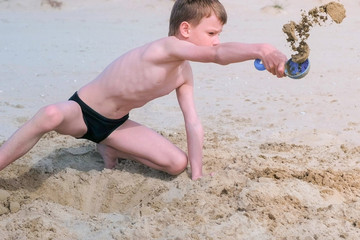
[213, 36, 220, 46]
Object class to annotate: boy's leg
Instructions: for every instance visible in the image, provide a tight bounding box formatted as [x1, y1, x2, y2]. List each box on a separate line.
[0, 101, 87, 171]
[100, 120, 188, 175]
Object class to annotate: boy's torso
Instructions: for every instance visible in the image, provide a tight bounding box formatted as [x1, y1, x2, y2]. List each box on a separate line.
[77, 37, 192, 120]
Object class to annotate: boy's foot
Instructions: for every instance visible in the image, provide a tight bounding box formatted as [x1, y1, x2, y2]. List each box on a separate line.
[96, 144, 118, 169]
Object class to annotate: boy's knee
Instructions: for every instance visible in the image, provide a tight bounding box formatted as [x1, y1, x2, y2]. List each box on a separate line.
[37, 105, 64, 131]
[167, 154, 188, 176]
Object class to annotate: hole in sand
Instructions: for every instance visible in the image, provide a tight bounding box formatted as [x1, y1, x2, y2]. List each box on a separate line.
[0, 144, 172, 215]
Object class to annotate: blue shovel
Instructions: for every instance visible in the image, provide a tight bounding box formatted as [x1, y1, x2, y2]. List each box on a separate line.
[254, 58, 310, 79]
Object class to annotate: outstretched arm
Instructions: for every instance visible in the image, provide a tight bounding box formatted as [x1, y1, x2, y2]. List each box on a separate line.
[176, 72, 204, 180]
[213, 43, 287, 77]
[164, 37, 287, 78]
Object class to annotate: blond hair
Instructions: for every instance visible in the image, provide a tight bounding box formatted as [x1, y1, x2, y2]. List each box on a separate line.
[168, 0, 227, 36]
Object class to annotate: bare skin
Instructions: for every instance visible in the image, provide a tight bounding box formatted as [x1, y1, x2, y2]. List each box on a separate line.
[0, 13, 287, 180]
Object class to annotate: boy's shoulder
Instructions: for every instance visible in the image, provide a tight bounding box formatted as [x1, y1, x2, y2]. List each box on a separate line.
[148, 36, 184, 48]
[139, 36, 192, 63]
[148, 36, 195, 49]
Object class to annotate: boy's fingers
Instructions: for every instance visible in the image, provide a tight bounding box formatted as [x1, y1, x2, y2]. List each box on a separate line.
[277, 62, 286, 78]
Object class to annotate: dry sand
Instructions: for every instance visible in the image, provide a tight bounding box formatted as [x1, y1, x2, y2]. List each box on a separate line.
[1, 0, 360, 239]
[283, 1, 346, 63]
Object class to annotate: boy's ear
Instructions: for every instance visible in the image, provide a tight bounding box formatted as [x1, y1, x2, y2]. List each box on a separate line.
[179, 21, 191, 38]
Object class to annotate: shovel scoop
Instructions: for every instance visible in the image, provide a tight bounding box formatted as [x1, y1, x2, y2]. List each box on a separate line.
[254, 58, 310, 79]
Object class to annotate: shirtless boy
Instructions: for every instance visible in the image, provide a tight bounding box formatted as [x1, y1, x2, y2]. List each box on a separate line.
[0, 0, 287, 180]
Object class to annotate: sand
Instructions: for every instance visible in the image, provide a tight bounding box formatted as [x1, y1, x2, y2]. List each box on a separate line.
[283, 1, 346, 63]
[1, 0, 360, 239]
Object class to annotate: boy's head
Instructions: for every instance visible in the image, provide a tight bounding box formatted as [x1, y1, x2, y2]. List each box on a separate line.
[168, 0, 227, 36]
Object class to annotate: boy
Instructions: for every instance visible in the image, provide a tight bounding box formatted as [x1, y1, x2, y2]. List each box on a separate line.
[0, 0, 287, 180]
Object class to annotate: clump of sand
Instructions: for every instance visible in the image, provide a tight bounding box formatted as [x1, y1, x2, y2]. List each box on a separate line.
[283, 1, 346, 63]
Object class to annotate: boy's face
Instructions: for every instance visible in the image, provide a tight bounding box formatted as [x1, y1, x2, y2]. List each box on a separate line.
[187, 13, 223, 47]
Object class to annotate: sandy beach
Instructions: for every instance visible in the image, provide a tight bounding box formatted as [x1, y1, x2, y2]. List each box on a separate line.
[1, 0, 360, 239]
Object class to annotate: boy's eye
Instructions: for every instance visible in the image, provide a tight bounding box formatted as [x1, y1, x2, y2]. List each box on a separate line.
[208, 32, 220, 36]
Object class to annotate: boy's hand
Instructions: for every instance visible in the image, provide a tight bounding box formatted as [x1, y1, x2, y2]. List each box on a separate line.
[192, 176, 201, 181]
[192, 172, 215, 181]
[260, 44, 287, 78]
[192, 174, 202, 180]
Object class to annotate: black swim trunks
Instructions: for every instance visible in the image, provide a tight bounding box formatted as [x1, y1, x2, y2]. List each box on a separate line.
[69, 92, 129, 143]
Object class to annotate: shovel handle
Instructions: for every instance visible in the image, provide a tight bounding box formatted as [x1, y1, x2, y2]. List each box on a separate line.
[254, 59, 266, 71]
